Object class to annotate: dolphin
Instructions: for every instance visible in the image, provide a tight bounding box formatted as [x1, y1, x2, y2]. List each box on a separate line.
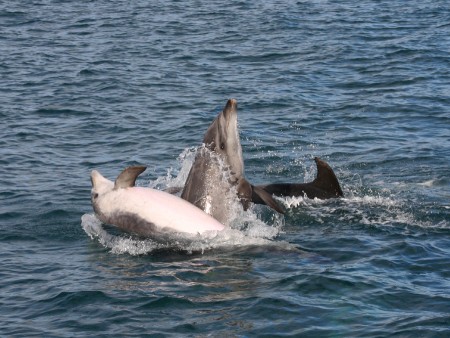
[181, 99, 284, 224]
[254, 157, 344, 200]
[90, 166, 224, 239]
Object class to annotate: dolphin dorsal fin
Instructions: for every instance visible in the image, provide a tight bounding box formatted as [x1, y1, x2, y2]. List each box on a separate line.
[114, 166, 147, 190]
[312, 157, 343, 197]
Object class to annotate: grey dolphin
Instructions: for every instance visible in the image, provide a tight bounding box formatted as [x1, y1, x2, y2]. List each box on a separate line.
[181, 99, 284, 224]
[254, 157, 344, 200]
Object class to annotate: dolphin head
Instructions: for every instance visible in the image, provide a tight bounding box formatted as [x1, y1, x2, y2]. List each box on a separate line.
[90, 166, 147, 201]
[90, 170, 114, 211]
[202, 98, 244, 178]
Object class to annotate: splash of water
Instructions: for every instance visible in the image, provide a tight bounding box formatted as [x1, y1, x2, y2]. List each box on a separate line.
[279, 191, 448, 230]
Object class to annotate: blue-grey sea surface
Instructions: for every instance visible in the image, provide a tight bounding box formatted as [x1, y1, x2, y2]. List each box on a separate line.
[1, 0, 449, 337]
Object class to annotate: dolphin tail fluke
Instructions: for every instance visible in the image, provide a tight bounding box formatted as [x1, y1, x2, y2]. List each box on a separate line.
[312, 157, 343, 197]
[114, 166, 147, 190]
[251, 185, 285, 214]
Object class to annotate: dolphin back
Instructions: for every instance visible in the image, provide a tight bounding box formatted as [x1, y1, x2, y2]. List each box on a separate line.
[255, 157, 343, 200]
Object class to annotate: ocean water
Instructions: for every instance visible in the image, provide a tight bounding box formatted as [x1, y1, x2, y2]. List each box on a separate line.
[1, 0, 449, 336]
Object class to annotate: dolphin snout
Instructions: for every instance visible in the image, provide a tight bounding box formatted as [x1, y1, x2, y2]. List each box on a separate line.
[90, 170, 103, 188]
[223, 98, 237, 118]
[91, 170, 100, 179]
[227, 98, 237, 108]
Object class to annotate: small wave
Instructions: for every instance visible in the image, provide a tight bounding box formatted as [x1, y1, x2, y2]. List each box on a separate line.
[417, 177, 448, 188]
[418, 179, 435, 187]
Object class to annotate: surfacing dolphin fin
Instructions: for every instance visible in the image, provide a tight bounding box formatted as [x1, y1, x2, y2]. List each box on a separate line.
[255, 157, 343, 200]
[234, 176, 285, 214]
[114, 166, 147, 190]
[251, 184, 285, 213]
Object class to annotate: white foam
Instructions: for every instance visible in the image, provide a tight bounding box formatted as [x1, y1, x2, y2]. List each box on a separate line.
[342, 195, 400, 207]
[281, 195, 328, 209]
[277, 192, 446, 229]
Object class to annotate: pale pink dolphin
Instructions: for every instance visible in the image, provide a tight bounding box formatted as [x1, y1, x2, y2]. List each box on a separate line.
[90, 166, 225, 238]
